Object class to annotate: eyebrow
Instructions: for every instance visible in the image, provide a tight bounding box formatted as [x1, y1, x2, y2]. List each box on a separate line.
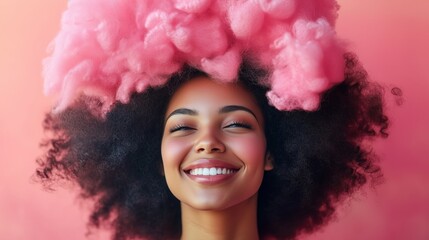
[165, 108, 197, 122]
[165, 105, 258, 122]
[219, 105, 258, 120]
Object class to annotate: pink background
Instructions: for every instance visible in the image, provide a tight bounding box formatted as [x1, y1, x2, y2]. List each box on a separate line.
[1, 0, 428, 239]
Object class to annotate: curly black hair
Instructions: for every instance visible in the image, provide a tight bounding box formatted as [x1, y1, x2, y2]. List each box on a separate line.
[36, 53, 389, 240]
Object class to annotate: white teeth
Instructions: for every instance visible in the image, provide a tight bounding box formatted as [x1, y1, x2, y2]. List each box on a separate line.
[188, 167, 236, 176]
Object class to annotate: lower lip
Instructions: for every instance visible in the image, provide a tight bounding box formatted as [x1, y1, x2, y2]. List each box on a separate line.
[185, 172, 237, 185]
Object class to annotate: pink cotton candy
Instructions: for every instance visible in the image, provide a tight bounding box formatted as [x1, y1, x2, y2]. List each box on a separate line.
[43, 0, 345, 113]
[116, 72, 140, 103]
[177, 15, 229, 61]
[200, 46, 241, 81]
[258, 0, 296, 19]
[228, 0, 265, 38]
[267, 18, 344, 111]
[174, 0, 213, 13]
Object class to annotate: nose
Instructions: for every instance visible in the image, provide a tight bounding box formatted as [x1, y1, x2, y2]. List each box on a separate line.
[194, 130, 225, 153]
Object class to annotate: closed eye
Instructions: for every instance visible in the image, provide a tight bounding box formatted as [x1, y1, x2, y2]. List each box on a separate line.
[169, 125, 196, 133]
[224, 122, 252, 129]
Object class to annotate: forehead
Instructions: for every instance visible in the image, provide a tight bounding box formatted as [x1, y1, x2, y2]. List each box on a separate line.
[165, 76, 262, 116]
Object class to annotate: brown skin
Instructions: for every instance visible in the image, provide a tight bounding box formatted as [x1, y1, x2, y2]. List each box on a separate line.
[180, 195, 259, 240]
[161, 76, 273, 239]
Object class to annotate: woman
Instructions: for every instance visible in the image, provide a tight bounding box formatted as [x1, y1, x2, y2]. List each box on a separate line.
[36, 0, 389, 239]
[161, 73, 272, 240]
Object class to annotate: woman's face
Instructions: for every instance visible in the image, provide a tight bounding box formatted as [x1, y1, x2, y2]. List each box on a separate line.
[161, 76, 272, 211]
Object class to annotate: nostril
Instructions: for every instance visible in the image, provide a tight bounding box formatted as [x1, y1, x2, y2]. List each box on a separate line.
[212, 147, 221, 152]
[195, 140, 226, 153]
[197, 148, 205, 153]
[196, 146, 223, 153]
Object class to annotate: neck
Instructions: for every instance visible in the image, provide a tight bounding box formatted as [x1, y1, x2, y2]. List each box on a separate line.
[180, 194, 259, 240]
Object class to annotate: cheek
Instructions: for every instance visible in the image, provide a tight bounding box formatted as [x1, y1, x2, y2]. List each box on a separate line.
[228, 134, 266, 165]
[161, 138, 192, 196]
[161, 138, 191, 168]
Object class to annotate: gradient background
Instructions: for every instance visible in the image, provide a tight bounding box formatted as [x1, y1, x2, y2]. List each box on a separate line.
[0, 0, 428, 239]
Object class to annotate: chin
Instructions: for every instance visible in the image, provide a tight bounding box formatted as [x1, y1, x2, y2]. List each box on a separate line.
[181, 193, 258, 212]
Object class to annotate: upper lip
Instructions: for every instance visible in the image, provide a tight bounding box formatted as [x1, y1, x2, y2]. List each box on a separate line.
[182, 159, 241, 172]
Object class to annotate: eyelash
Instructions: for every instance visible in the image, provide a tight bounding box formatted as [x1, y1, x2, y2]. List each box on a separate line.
[224, 121, 252, 129]
[169, 124, 195, 133]
[169, 121, 252, 133]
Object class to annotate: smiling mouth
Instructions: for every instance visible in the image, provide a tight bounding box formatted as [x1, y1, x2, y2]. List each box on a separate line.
[187, 167, 238, 176]
[182, 159, 241, 184]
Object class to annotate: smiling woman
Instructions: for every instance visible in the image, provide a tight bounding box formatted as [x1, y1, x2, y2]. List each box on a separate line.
[161, 76, 270, 239]
[35, 0, 390, 239]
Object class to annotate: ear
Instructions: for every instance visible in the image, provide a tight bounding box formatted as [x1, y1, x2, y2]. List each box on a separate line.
[264, 152, 274, 171]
